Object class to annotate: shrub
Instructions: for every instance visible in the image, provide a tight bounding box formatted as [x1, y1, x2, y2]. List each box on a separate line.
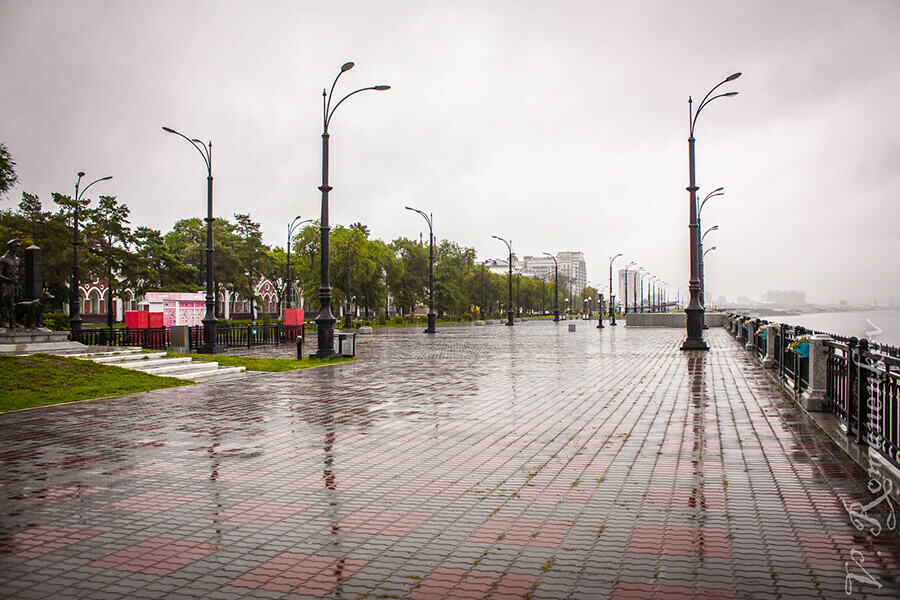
[394, 316, 404, 325]
[42, 312, 69, 331]
[463, 313, 473, 322]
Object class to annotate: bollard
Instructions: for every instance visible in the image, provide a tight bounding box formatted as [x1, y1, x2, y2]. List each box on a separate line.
[296, 335, 303, 360]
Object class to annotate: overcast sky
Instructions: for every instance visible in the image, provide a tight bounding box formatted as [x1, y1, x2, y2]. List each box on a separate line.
[2, 0, 898, 305]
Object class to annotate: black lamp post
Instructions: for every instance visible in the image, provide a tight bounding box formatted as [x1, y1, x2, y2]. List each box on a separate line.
[493, 236, 514, 326]
[480, 261, 486, 320]
[702, 245, 717, 317]
[543, 252, 559, 322]
[682, 72, 740, 351]
[286, 216, 312, 311]
[70, 172, 112, 333]
[162, 126, 217, 353]
[700, 224, 718, 308]
[344, 236, 353, 329]
[315, 62, 389, 357]
[609, 254, 622, 325]
[623, 262, 635, 316]
[598, 286, 606, 328]
[406, 206, 436, 333]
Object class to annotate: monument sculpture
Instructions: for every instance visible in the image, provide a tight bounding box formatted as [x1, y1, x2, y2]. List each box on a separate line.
[0, 238, 20, 328]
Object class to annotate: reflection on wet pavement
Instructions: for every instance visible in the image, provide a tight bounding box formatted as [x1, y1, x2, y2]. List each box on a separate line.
[1, 323, 899, 599]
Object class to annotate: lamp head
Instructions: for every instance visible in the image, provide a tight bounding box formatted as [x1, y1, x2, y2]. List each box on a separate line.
[162, 126, 176, 134]
[77, 171, 85, 178]
[341, 62, 355, 72]
[723, 92, 739, 97]
[100, 176, 113, 181]
[726, 72, 742, 81]
[374, 85, 390, 91]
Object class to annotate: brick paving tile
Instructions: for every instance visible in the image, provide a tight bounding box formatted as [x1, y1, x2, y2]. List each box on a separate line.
[2, 324, 900, 599]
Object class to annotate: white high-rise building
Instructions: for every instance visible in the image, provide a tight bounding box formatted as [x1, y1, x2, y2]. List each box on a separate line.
[520, 252, 587, 291]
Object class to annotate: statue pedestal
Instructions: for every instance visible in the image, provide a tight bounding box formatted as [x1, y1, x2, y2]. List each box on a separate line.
[0, 328, 88, 354]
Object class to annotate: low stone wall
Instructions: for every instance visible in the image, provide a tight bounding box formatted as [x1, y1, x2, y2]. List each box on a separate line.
[625, 312, 723, 328]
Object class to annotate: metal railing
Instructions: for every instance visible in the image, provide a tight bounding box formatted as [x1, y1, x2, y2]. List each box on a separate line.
[725, 312, 900, 470]
[70, 323, 308, 351]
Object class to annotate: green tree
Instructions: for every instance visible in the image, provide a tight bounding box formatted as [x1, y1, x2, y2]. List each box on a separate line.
[82, 195, 136, 329]
[387, 237, 428, 315]
[132, 226, 197, 293]
[434, 240, 475, 317]
[0, 143, 18, 200]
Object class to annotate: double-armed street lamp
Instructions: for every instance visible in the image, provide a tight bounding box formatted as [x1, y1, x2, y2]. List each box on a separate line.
[609, 253, 622, 325]
[682, 72, 740, 351]
[315, 62, 390, 357]
[543, 252, 559, 322]
[162, 126, 217, 353]
[286, 216, 313, 311]
[70, 172, 112, 333]
[493, 236, 514, 326]
[406, 206, 436, 333]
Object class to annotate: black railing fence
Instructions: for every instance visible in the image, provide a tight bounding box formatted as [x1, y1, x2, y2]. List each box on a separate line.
[726, 313, 900, 471]
[70, 323, 309, 352]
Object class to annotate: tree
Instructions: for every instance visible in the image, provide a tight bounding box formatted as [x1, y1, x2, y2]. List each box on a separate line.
[132, 226, 197, 293]
[82, 195, 136, 330]
[387, 237, 428, 315]
[434, 240, 475, 317]
[0, 143, 18, 200]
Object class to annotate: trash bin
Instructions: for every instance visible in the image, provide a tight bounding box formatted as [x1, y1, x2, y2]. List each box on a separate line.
[171, 325, 190, 353]
[336, 331, 357, 357]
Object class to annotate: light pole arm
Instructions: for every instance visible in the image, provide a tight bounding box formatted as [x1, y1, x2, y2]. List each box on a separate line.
[326, 86, 391, 132]
[162, 127, 211, 174]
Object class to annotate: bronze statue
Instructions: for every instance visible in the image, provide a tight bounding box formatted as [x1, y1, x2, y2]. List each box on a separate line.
[16, 288, 54, 328]
[0, 238, 21, 328]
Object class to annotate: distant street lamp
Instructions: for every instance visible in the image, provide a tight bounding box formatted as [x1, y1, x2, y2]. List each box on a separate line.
[623, 262, 636, 316]
[649, 276, 658, 312]
[682, 72, 740, 351]
[700, 224, 718, 308]
[702, 246, 717, 321]
[162, 126, 217, 353]
[493, 236, 514, 326]
[406, 206, 435, 333]
[286, 216, 312, 311]
[480, 260, 486, 320]
[609, 254, 622, 325]
[597, 285, 607, 328]
[70, 172, 112, 333]
[543, 252, 559, 322]
[315, 61, 390, 357]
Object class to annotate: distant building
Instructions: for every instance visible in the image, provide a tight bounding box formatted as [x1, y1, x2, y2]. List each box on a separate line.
[763, 289, 807, 306]
[485, 254, 518, 275]
[617, 269, 641, 308]
[520, 252, 587, 292]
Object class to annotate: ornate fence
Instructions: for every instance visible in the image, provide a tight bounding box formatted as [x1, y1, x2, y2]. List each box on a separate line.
[71, 323, 310, 352]
[725, 313, 900, 470]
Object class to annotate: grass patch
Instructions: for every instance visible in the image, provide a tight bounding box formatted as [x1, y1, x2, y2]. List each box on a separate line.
[160, 351, 355, 372]
[0, 354, 191, 413]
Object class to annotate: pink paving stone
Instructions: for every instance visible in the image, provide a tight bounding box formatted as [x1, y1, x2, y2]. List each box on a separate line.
[205, 466, 274, 482]
[230, 552, 367, 597]
[336, 509, 433, 536]
[293, 472, 370, 491]
[627, 524, 731, 559]
[13, 483, 106, 504]
[612, 581, 737, 599]
[105, 491, 200, 514]
[90, 537, 220, 576]
[514, 483, 593, 504]
[0, 525, 103, 558]
[394, 479, 474, 499]
[407, 568, 538, 600]
[643, 488, 727, 510]
[467, 517, 572, 549]
[118, 461, 181, 476]
[206, 500, 308, 524]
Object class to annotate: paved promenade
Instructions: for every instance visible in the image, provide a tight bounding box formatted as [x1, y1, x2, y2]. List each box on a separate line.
[2, 322, 899, 599]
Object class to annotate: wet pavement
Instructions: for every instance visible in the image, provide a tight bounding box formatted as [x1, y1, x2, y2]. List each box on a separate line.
[2, 322, 899, 599]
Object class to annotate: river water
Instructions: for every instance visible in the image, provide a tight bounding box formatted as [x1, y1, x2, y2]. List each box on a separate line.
[768, 309, 900, 348]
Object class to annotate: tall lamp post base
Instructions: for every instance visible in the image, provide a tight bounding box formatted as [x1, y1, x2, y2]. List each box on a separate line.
[681, 307, 709, 351]
[425, 312, 436, 334]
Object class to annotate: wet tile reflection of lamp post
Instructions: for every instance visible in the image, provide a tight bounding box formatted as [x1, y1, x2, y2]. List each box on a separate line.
[315, 62, 389, 357]
[682, 72, 740, 351]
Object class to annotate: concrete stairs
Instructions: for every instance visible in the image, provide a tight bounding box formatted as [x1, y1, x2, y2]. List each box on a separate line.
[69, 347, 246, 382]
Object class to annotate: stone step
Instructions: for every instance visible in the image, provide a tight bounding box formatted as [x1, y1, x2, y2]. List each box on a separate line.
[184, 366, 247, 382]
[131, 360, 219, 376]
[89, 351, 170, 364]
[70, 349, 247, 382]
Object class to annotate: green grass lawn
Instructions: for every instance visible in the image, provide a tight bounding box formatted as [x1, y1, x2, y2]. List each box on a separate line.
[160, 351, 355, 372]
[0, 354, 191, 413]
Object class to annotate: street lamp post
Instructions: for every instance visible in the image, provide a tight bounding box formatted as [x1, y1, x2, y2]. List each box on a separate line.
[702, 246, 717, 322]
[344, 237, 353, 329]
[543, 252, 559, 322]
[315, 62, 389, 357]
[480, 261, 486, 320]
[700, 224, 718, 312]
[493, 236, 514, 326]
[406, 206, 436, 333]
[682, 72, 740, 351]
[162, 126, 217, 353]
[598, 286, 606, 328]
[70, 172, 112, 333]
[609, 254, 622, 326]
[623, 262, 635, 316]
[286, 216, 312, 311]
